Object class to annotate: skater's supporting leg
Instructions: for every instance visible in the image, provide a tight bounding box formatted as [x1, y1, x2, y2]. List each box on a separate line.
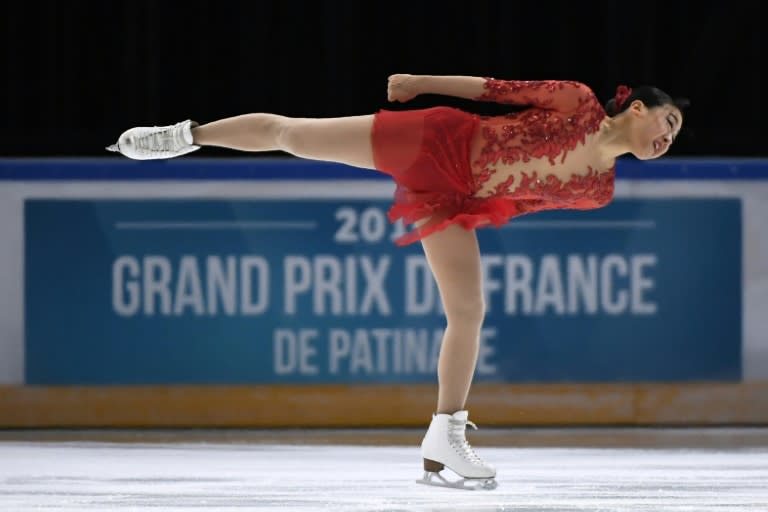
[416, 224, 496, 487]
[419, 223, 484, 414]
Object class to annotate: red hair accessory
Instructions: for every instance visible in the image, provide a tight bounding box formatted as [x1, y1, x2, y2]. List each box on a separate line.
[614, 85, 633, 111]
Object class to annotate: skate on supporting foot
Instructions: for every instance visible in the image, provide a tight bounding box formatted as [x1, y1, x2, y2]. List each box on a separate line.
[416, 410, 497, 490]
[106, 120, 200, 160]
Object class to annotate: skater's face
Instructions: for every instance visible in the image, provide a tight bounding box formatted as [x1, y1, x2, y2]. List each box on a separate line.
[627, 101, 683, 160]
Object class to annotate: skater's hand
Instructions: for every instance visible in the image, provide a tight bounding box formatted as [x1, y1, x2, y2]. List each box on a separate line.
[387, 74, 420, 102]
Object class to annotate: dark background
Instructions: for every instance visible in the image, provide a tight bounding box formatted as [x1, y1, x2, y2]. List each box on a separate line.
[1, 0, 764, 158]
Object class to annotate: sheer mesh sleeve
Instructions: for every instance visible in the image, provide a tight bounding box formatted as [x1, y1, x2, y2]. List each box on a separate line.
[475, 79, 593, 112]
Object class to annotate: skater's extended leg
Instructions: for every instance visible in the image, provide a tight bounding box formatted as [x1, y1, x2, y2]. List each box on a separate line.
[191, 114, 375, 170]
[109, 113, 376, 169]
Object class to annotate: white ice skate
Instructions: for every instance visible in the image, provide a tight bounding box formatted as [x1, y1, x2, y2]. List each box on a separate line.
[106, 120, 200, 160]
[417, 410, 497, 490]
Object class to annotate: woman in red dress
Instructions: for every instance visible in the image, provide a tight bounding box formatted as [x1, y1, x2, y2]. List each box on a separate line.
[109, 74, 687, 489]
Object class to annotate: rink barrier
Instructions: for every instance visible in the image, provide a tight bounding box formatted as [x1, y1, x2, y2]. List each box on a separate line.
[2, 382, 767, 427]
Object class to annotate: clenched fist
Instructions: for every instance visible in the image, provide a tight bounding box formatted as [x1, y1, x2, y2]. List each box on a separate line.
[387, 74, 420, 102]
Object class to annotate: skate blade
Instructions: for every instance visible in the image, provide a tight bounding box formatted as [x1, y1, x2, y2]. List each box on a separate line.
[416, 471, 497, 491]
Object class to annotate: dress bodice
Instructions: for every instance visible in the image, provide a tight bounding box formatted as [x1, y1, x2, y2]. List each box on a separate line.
[469, 79, 615, 215]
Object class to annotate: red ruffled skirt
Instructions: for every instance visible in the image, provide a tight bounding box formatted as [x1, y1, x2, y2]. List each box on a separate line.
[372, 106, 519, 245]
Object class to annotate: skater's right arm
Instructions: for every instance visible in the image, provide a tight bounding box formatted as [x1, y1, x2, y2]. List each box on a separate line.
[388, 74, 592, 112]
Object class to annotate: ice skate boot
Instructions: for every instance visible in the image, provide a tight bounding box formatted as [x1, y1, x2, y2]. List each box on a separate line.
[106, 120, 200, 160]
[417, 410, 497, 490]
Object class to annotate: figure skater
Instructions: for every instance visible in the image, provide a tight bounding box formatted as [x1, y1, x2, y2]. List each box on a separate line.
[108, 74, 687, 490]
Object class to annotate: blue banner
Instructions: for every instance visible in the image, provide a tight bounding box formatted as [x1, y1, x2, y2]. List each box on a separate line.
[3, 157, 768, 180]
[25, 197, 741, 384]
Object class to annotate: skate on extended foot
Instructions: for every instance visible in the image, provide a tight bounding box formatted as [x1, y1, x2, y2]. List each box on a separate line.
[106, 119, 200, 160]
[416, 410, 497, 490]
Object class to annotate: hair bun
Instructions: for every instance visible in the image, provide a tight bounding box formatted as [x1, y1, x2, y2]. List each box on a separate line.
[614, 85, 633, 110]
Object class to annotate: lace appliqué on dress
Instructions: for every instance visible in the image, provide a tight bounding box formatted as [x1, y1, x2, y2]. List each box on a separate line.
[473, 79, 613, 210]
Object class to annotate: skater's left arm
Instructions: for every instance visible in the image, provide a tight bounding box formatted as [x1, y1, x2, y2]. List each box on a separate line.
[475, 79, 594, 112]
[387, 74, 593, 112]
[388, 74, 488, 103]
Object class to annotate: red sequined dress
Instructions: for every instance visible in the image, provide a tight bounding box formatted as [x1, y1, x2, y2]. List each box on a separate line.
[371, 79, 615, 245]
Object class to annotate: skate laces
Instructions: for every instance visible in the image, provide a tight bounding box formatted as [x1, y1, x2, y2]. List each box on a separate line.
[447, 417, 485, 465]
[135, 124, 184, 153]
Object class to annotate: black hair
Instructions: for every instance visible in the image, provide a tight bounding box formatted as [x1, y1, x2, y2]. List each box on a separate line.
[604, 86, 690, 117]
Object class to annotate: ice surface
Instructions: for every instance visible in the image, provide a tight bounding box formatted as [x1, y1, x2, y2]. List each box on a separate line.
[1, 431, 767, 511]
